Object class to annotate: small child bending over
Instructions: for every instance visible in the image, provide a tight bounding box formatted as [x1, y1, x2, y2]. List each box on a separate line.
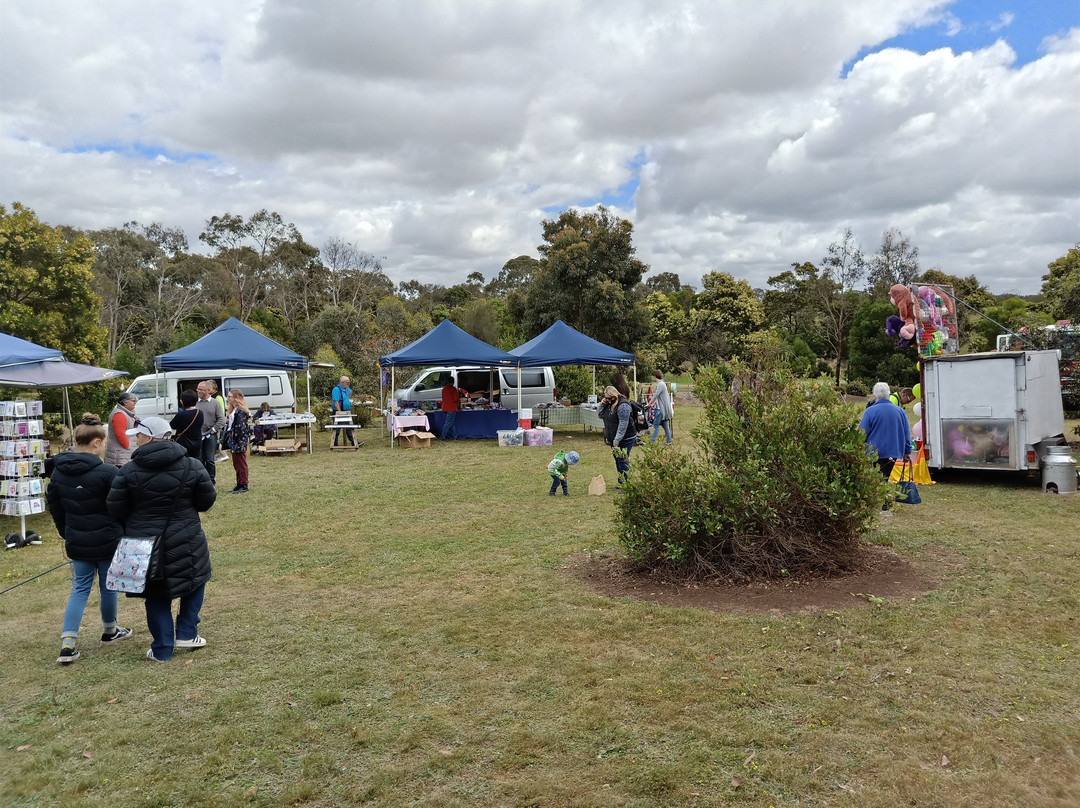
[547, 450, 580, 496]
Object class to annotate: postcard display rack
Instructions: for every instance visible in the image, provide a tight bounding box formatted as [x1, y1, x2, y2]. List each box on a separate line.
[1, 400, 49, 542]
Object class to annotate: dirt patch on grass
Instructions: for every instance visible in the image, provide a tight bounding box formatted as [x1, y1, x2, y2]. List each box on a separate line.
[565, 542, 945, 615]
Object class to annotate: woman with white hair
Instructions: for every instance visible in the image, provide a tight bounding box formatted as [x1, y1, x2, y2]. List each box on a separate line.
[105, 391, 139, 467]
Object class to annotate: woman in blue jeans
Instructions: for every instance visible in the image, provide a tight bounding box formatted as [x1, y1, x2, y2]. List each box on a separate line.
[599, 385, 639, 486]
[107, 416, 217, 661]
[47, 414, 133, 664]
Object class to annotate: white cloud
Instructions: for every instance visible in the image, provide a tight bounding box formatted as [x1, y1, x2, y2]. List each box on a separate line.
[1, 0, 1076, 296]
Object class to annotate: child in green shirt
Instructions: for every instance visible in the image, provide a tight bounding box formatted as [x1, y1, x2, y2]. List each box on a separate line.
[547, 450, 580, 496]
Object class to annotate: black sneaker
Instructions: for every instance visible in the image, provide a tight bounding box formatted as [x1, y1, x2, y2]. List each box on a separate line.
[549, 491, 556, 497]
[101, 626, 133, 643]
[231, 485, 249, 494]
[57, 645, 80, 664]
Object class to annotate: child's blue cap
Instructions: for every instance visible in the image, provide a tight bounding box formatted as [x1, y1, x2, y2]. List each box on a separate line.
[566, 451, 580, 466]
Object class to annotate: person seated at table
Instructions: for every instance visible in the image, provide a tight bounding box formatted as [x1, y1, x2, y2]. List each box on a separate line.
[252, 401, 277, 446]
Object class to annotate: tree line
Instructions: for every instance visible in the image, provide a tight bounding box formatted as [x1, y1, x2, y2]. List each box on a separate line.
[2, 200, 1077, 407]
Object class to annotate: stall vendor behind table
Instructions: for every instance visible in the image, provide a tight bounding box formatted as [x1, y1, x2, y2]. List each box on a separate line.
[440, 379, 468, 441]
[332, 376, 357, 447]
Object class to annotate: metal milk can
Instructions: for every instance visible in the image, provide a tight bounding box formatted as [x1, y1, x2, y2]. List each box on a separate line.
[1042, 445, 1078, 494]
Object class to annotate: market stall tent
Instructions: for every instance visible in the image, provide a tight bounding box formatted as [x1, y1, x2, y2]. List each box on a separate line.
[379, 320, 519, 443]
[509, 319, 634, 366]
[154, 317, 313, 425]
[155, 317, 308, 371]
[0, 333, 63, 367]
[0, 331, 129, 444]
[510, 319, 638, 397]
[378, 319, 517, 368]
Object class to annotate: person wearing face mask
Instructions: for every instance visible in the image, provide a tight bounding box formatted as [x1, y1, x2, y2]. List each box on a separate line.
[48, 414, 132, 664]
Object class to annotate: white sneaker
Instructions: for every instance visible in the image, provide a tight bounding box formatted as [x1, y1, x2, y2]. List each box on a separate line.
[174, 635, 207, 650]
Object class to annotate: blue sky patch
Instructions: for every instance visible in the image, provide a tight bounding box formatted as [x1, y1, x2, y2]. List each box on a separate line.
[63, 141, 215, 163]
[542, 148, 647, 215]
[842, 0, 1076, 76]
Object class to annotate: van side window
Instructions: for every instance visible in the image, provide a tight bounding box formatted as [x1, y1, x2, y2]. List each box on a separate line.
[415, 371, 443, 392]
[225, 376, 270, 397]
[501, 370, 546, 388]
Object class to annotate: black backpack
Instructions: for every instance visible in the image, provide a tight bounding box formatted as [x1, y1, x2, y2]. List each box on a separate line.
[629, 399, 651, 429]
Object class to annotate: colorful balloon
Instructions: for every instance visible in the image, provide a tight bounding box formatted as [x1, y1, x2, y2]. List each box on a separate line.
[912, 383, 921, 400]
[913, 402, 922, 418]
[912, 420, 923, 440]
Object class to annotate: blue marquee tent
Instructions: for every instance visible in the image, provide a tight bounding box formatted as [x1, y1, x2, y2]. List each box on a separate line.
[378, 319, 516, 368]
[0, 333, 63, 368]
[1, 331, 128, 448]
[509, 320, 635, 366]
[156, 317, 308, 371]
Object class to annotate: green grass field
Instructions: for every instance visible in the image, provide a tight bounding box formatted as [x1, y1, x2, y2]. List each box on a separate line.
[2, 412, 1078, 807]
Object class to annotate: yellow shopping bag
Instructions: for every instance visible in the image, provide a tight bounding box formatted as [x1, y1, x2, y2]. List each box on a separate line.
[889, 448, 935, 485]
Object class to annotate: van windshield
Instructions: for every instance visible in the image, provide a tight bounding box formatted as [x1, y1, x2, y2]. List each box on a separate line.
[128, 379, 165, 397]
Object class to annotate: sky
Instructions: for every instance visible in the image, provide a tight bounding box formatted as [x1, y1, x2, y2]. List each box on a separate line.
[1, 0, 1077, 297]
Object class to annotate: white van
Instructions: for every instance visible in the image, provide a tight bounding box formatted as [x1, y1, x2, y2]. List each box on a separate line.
[126, 369, 296, 419]
[394, 366, 556, 410]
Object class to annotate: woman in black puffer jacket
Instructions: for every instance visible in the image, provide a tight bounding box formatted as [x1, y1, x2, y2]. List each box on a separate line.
[48, 414, 132, 664]
[107, 416, 216, 661]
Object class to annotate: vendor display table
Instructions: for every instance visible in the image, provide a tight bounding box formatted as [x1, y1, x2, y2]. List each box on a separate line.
[386, 413, 430, 438]
[426, 409, 519, 439]
[253, 412, 316, 452]
[533, 405, 604, 432]
[324, 421, 363, 449]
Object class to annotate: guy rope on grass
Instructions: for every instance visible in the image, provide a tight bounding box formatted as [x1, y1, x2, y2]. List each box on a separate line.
[0, 562, 71, 596]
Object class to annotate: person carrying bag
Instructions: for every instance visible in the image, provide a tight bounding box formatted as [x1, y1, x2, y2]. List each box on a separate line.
[107, 416, 217, 662]
[894, 458, 922, 505]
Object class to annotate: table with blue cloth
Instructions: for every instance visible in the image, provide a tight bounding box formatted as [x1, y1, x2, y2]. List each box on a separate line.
[426, 409, 519, 439]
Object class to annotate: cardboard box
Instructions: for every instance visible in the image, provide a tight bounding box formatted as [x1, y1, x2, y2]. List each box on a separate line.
[398, 430, 435, 449]
[523, 427, 553, 446]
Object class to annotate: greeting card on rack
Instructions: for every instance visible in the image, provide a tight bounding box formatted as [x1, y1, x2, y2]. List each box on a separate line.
[16, 421, 29, 436]
[17, 480, 30, 498]
[1, 401, 15, 417]
[14, 402, 27, 417]
[29, 478, 42, 496]
[17, 460, 30, 477]
[30, 497, 44, 514]
[28, 401, 43, 416]
[16, 441, 29, 457]
[29, 420, 43, 436]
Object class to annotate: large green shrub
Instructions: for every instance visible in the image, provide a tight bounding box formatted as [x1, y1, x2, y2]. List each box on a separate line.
[552, 365, 592, 403]
[616, 347, 885, 581]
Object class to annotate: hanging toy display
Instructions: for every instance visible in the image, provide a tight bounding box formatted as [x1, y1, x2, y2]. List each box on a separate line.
[887, 284, 917, 347]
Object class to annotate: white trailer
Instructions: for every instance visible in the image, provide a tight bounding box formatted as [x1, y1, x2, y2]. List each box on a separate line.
[922, 350, 1066, 471]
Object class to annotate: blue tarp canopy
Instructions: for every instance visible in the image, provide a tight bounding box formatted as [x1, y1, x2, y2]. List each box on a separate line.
[379, 320, 516, 367]
[156, 317, 308, 371]
[0, 333, 63, 367]
[0, 332, 126, 388]
[509, 320, 635, 366]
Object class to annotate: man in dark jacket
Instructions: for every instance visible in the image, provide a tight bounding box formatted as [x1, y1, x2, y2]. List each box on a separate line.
[48, 414, 132, 664]
[108, 416, 217, 661]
